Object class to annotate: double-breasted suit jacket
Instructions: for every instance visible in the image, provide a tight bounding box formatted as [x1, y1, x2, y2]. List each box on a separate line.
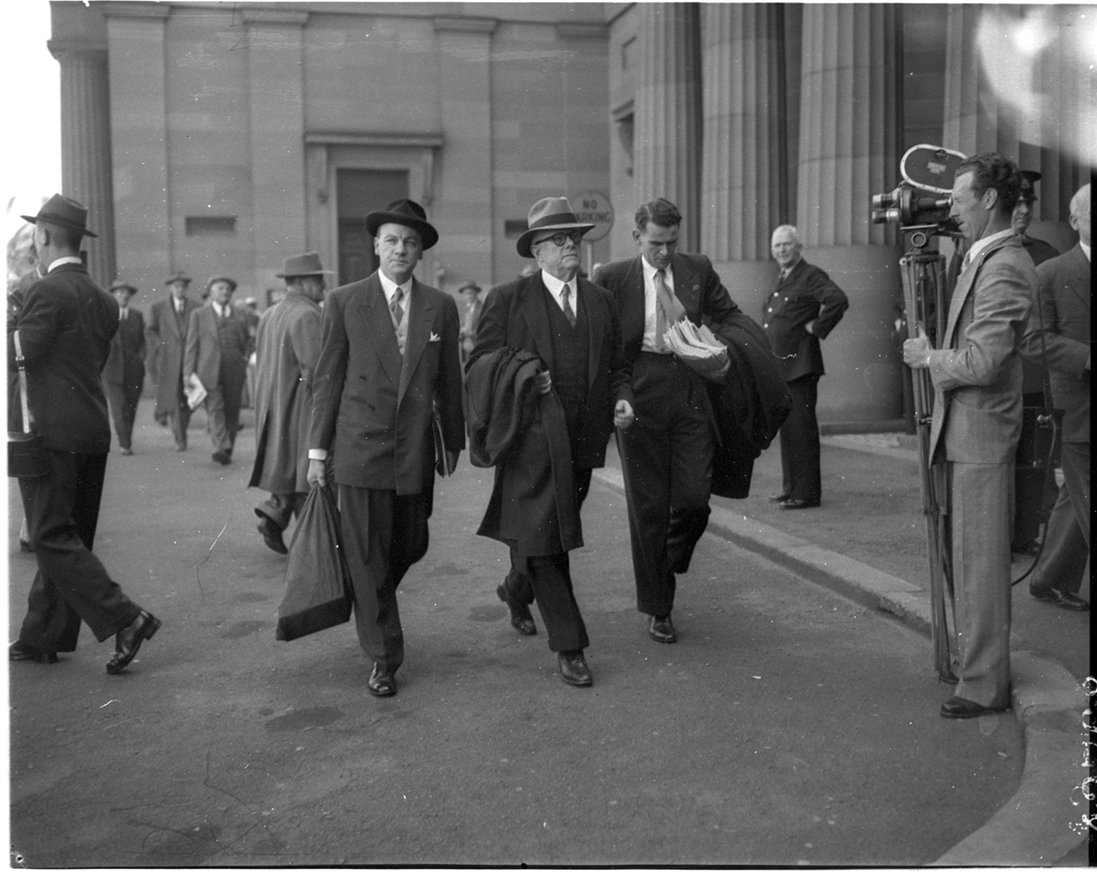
[761, 258, 848, 383]
[309, 272, 465, 494]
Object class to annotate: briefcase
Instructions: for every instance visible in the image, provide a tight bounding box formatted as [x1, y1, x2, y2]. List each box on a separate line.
[7, 430, 49, 479]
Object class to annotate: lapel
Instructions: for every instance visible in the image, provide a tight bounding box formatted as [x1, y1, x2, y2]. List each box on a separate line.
[358, 274, 404, 391]
[1064, 244, 1090, 311]
[943, 235, 1011, 349]
[621, 257, 647, 342]
[670, 253, 700, 322]
[518, 274, 557, 372]
[575, 278, 604, 388]
[398, 279, 436, 401]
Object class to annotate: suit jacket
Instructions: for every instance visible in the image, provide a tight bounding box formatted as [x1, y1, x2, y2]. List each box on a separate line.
[147, 295, 201, 408]
[7, 263, 118, 454]
[183, 303, 251, 392]
[248, 293, 323, 494]
[1021, 243, 1090, 444]
[927, 233, 1035, 465]
[309, 272, 465, 494]
[760, 258, 849, 382]
[103, 307, 146, 388]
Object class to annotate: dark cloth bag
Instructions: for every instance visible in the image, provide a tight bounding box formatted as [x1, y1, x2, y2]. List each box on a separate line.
[275, 483, 354, 641]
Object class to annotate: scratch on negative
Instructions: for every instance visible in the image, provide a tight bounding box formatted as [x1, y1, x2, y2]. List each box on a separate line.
[195, 517, 232, 595]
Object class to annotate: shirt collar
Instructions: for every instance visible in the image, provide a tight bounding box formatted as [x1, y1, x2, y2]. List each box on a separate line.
[1080, 240, 1091, 262]
[967, 228, 1015, 265]
[641, 257, 672, 284]
[378, 271, 412, 303]
[46, 256, 83, 273]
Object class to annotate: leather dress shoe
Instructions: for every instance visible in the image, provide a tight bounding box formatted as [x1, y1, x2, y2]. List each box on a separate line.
[496, 583, 536, 636]
[256, 512, 288, 555]
[780, 497, 821, 510]
[9, 640, 58, 664]
[367, 663, 397, 697]
[648, 614, 677, 644]
[940, 695, 1007, 719]
[769, 492, 791, 503]
[106, 610, 162, 674]
[1030, 586, 1089, 611]
[557, 650, 592, 687]
[212, 450, 231, 465]
[120, 447, 133, 456]
[175, 440, 187, 452]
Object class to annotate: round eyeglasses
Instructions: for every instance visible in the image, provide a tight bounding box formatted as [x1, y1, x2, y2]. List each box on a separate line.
[535, 230, 586, 248]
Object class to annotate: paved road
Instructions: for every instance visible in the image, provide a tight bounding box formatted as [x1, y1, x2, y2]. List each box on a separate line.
[5, 404, 1049, 866]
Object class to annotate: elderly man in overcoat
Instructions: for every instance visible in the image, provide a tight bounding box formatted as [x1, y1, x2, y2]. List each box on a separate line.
[468, 196, 634, 688]
[307, 199, 465, 698]
[146, 270, 200, 450]
[102, 279, 146, 455]
[249, 252, 331, 554]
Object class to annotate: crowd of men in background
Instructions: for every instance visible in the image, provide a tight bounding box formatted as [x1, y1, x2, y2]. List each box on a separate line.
[7, 156, 1089, 715]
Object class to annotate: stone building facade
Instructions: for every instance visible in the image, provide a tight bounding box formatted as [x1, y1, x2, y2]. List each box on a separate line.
[49, 1, 1091, 425]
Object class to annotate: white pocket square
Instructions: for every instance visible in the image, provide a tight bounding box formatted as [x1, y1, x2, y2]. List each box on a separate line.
[428, 332, 441, 342]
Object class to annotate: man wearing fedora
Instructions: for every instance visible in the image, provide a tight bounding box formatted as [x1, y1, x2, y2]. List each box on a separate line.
[458, 281, 484, 365]
[308, 199, 465, 698]
[8, 194, 161, 673]
[102, 280, 146, 455]
[468, 196, 634, 688]
[147, 269, 200, 449]
[249, 252, 331, 554]
[592, 197, 745, 645]
[183, 275, 252, 465]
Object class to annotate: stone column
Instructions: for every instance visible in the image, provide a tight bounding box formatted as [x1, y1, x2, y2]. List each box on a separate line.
[432, 17, 497, 295]
[797, 4, 905, 425]
[50, 42, 115, 288]
[634, 3, 701, 249]
[244, 10, 309, 296]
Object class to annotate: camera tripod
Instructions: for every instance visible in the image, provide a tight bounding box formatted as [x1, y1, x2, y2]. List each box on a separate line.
[898, 227, 957, 683]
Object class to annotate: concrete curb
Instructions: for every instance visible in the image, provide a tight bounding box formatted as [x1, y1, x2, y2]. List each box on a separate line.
[591, 465, 1089, 865]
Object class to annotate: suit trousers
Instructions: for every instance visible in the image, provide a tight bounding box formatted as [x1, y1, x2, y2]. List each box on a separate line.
[17, 450, 141, 652]
[104, 379, 142, 450]
[1031, 440, 1090, 595]
[169, 387, 192, 448]
[778, 374, 821, 502]
[337, 484, 431, 672]
[618, 353, 713, 617]
[948, 460, 1013, 709]
[503, 466, 593, 653]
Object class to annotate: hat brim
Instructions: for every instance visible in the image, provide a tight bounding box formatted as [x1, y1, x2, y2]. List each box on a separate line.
[110, 284, 138, 296]
[365, 212, 439, 250]
[516, 223, 594, 258]
[21, 213, 98, 239]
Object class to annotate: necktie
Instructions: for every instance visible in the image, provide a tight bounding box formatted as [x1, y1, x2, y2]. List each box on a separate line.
[561, 283, 576, 327]
[654, 269, 685, 351]
[119, 307, 127, 322]
[391, 287, 404, 324]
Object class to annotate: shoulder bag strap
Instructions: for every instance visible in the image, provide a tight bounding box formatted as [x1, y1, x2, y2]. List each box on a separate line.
[13, 330, 32, 435]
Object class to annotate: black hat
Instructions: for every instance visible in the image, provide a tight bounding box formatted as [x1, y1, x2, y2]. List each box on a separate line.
[365, 199, 438, 250]
[108, 279, 138, 297]
[1017, 170, 1042, 203]
[21, 193, 98, 238]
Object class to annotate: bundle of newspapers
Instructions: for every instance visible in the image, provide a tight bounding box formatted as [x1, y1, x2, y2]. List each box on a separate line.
[664, 319, 730, 380]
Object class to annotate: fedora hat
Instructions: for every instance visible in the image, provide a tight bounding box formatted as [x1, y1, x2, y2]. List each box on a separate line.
[365, 199, 438, 250]
[516, 197, 594, 258]
[21, 193, 98, 238]
[458, 281, 482, 294]
[276, 251, 334, 279]
[206, 275, 238, 293]
[166, 270, 192, 286]
[108, 279, 138, 297]
[1017, 170, 1042, 203]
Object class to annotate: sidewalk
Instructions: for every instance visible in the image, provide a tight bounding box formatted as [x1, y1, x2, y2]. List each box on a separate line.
[595, 433, 1091, 865]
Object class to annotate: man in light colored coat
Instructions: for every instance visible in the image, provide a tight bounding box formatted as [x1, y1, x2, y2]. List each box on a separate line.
[248, 252, 330, 555]
[146, 271, 200, 450]
[904, 153, 1036, 719]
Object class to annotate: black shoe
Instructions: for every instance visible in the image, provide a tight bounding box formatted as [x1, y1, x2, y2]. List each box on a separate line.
[106, 610, 162, 674]
[255, 512, 288, 555]
[780, 497, 820, 509]
[212, 450, 231, 465]
[557, 650, 592, 687]
[175, 440, 187, 452]
[19, 539, 33, 553]
[769, 493, 791, 503]
[1029, 586, 1089, 611]
[496, 583, 536, 636]
[9, 640, 58, 664]
[940, 695, 1007, 719]
[648, 614, 677, 644]
[367, 663, 397, 697]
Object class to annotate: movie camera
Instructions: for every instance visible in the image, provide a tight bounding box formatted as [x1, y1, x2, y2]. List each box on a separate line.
[871, 144, 966, 241]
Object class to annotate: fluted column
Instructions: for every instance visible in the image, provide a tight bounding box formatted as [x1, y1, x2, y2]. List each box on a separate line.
[797, 4, 905, 423]
[52, 44, 114, 287]
[634, 3, 701, 249]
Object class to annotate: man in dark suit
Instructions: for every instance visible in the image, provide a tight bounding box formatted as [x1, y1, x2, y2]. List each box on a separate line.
[761, 225, 849, 509]
[102, 280, 146, 455]
[1022, 182, 1090, 611]
[183, 275, 252, 465]
[904, 153, 1036, 718]
[469, 196, 634, 687]
[592, 197, 741, 645]
[308, 199, 465, 698]
[147, 270, 200, 451]
[8, 194, 161, 673]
